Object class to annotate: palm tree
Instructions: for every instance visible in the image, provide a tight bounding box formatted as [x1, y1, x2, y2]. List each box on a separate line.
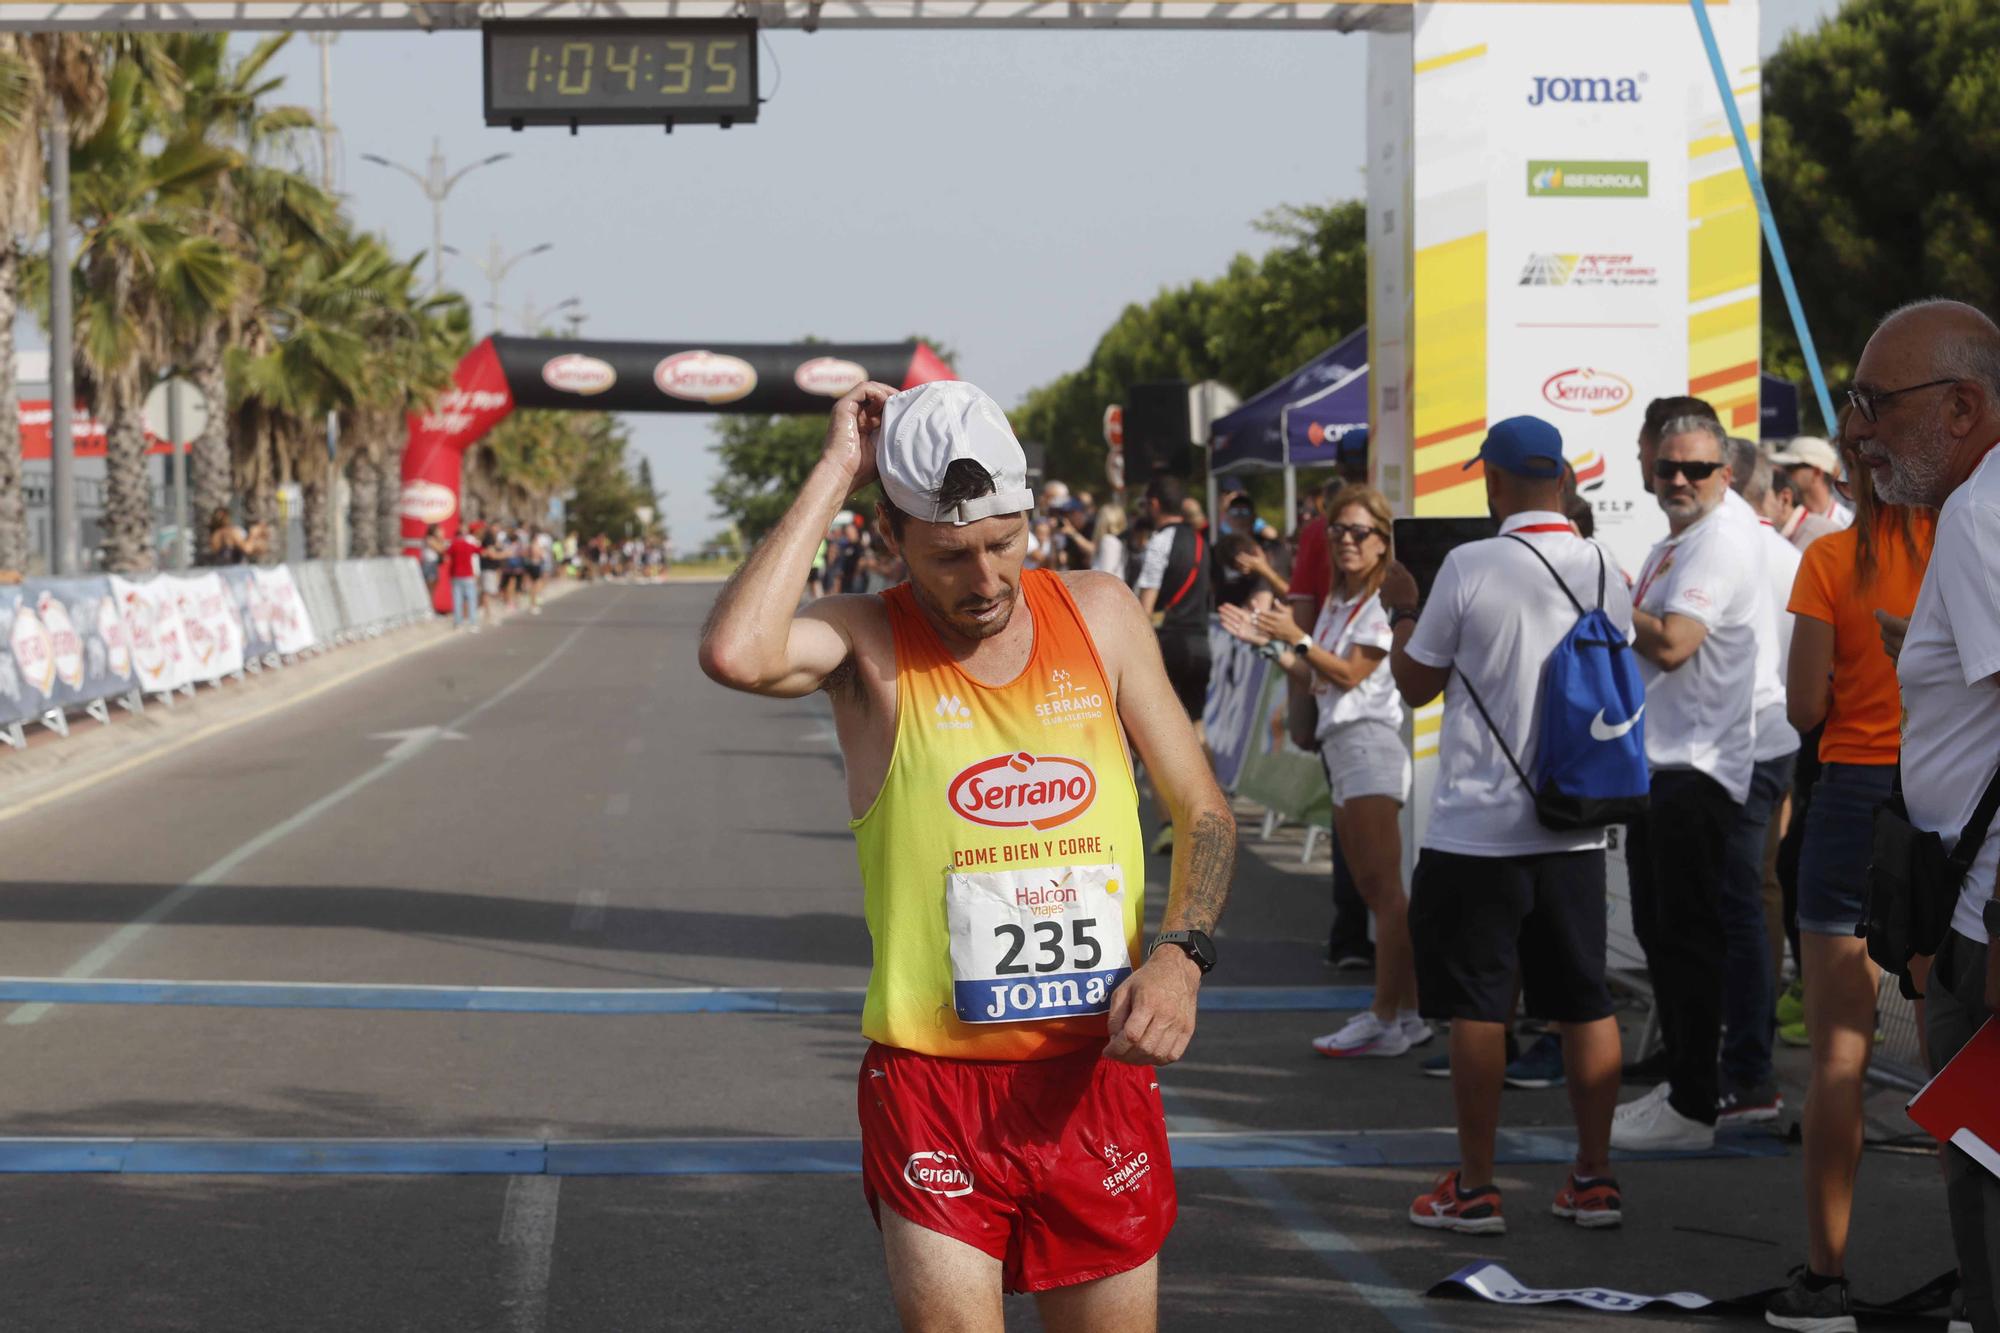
[160, 34, 314, 529]
[61, 55, 233, 570]
[0, 40, 43, 573]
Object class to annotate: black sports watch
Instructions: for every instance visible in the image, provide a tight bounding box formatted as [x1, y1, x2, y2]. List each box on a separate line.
[1150, 929, 1217, 975]
[1983, 897, 2000, 938]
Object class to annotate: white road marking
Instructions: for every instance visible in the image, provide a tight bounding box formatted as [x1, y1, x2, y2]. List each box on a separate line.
[569, 888, 608, 934]
[6, 593, 623, 1027]
[367, 726, 467, 761]
[498, 1172, 562, 1333]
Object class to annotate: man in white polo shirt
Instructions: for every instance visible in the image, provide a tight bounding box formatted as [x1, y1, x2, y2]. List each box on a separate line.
[1851, 298, 2000, 1333]
[1386, 416, 1633, 1235]
[1613, 414, 1764, 1152]
[1769, 435, 1854, 534]
[1718, 438, 1801, 1125]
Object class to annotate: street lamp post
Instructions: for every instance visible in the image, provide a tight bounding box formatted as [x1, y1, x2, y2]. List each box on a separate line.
[493, 295, 581, 337]
[360, 138, 510, 292]
[446, 239, 554, 334]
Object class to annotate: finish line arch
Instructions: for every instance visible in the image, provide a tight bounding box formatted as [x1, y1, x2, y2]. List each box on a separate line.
[398, 334, 956, 604]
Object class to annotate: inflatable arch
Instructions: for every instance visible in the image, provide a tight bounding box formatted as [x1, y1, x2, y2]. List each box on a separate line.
[398, 334, 956, 604]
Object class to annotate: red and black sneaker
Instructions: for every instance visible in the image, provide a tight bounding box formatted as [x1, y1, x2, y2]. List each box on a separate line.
[1408, 1171, 1506, 1235]
[1551, 1172, 1623, 1229]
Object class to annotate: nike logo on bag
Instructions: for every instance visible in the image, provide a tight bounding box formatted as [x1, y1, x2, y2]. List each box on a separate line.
[1589, 706, 1643, 741]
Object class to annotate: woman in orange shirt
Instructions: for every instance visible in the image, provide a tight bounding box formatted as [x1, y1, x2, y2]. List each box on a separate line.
[1767, 437, 1934, 1327]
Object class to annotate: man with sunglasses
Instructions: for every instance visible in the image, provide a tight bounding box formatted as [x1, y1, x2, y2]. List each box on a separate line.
[1613, 415, 1766, 1153]
[1768, 435, 1853, 534]
[1849, 298, 2000, 1333]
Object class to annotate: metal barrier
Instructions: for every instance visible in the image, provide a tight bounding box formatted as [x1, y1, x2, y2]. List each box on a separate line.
[0, 556, 434, 752]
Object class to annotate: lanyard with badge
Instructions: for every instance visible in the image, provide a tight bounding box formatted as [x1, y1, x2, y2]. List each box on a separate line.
[1312, 596, 1371, 697]
[946, 861, 1132, 1024]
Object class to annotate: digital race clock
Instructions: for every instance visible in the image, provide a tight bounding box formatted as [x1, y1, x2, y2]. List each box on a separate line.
[483, 20, 759, 129]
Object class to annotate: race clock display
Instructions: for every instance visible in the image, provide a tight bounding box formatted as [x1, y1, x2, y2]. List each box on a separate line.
[483, 20, 759, 129]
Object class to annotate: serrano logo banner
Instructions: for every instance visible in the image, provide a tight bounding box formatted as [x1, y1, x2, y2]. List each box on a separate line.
[794, 356, 868, 398]
[654, 350, 758, 404]
[540, 354, 616, 396]
[1542, 367, 1634, 416]
[947, 752, 1097, 831]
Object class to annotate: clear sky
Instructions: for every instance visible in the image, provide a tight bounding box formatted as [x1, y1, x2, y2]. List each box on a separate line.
[240, 3, 1840, 547]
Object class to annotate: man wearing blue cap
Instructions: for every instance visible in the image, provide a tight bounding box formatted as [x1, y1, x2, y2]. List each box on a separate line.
[1383, 415, 1634, 1235]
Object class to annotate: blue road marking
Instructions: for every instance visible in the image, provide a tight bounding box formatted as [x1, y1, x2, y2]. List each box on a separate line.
[0, 978, 1376, 1015]
[0, 1127, 1784, 1176]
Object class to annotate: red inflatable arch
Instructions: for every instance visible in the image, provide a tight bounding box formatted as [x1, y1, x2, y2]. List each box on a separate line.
[400, 334, 956, 608]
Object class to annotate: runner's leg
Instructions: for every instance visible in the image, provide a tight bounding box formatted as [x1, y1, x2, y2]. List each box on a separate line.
[879, 1208, 1004, 1333]
[1035, 1257, 1157, 1333]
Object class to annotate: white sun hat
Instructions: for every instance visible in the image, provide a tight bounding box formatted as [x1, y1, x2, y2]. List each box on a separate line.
[875, 381, 1034, 526]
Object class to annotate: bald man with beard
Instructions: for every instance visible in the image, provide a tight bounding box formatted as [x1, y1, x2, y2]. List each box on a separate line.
[1828, 299, 2000, 1333]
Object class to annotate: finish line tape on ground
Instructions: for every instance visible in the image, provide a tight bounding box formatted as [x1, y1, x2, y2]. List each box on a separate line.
[0, 1127, 1784, 1176]
[0, 978, 1374, 1015]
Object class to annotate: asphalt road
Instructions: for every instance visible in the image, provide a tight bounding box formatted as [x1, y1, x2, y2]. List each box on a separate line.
[0, 583, 1960, 1331]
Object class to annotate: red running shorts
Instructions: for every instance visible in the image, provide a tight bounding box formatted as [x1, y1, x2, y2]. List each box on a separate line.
[856, 1041, 1176, 1294]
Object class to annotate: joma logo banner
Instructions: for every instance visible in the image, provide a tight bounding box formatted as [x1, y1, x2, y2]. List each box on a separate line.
[1528, 75, 1644, 106]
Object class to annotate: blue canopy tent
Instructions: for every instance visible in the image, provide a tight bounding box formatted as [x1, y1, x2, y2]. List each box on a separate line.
[1208, 327, 1370, 526]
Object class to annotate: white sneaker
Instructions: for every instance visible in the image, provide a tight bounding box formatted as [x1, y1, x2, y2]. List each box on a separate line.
[1613, 1081, 1671, 1122]
[1399, 1011, 1435, 1048]
[1312, 1011, 1412, 1058]
[1610, 1091, 1715, 1152]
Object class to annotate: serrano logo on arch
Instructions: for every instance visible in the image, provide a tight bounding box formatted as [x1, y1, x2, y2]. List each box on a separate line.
[654, 350, 758, 404]
[541, 353, 617, 396]
[794, 356, 868, 398]
[948, 752, 1097, 831]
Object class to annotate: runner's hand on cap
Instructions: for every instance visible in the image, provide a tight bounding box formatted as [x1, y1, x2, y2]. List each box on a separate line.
[1104, 948, 1200, 1066]
[823, 381, 896, 496]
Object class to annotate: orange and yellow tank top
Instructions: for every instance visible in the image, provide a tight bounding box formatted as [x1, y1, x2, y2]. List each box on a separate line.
[853, 569, 1145, 1061]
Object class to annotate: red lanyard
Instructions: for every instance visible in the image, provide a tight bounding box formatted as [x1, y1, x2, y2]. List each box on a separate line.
[1509, 522, 1576, 535]
[1318, 595, 1370, 652]
[1634, 547, 1676, 607]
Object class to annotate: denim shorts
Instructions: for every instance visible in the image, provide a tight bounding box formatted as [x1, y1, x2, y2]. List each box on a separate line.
[1797, 762, 1897, 936]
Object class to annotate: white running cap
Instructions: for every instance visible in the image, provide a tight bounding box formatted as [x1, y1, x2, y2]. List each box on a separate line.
[1768, 434, 1840, 476]
[876, 382, 1034, 526]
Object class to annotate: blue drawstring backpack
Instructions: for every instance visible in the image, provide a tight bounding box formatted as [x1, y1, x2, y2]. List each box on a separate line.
[1456, 535, 1650, 830]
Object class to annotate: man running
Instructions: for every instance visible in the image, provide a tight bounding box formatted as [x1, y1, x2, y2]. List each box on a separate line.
[700, 380, 1235, 1332]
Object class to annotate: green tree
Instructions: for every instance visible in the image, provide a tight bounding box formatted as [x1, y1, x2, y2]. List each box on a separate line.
[709, 411, 837, 545]
[1014, 201, 1367, 485]
[565, 413, 650, 542]
[1762, 0, 2000, 421]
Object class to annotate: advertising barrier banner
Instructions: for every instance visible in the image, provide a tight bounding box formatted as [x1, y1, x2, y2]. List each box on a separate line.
[6, 577, 131, 717]
[1202, 623, 1272, 793]
[219, 566, 278, 663]
[0, 585, 28, 726]
[109, 575, 192, 695]
[168, 573, 245, 683]
[253, 566, 318, 657]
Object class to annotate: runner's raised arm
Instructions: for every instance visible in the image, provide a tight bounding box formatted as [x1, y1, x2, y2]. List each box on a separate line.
[698, 381, 896, 697]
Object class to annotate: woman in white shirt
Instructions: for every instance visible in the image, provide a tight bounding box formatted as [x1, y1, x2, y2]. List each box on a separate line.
[1063, 503, 1128, 577]
[1219, 484, 1422, 1059]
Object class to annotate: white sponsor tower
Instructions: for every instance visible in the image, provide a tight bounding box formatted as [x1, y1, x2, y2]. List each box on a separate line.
[1364, 0, 1763, 834]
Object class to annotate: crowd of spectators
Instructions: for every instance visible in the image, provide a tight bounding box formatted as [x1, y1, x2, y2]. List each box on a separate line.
[855, 297, 1995, 1329]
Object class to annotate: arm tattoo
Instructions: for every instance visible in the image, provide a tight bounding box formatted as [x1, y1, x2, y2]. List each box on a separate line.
[1169, 808, 1236, 934]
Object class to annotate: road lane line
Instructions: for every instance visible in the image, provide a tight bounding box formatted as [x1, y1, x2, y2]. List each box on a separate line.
[1163, 1089, 1451, 1333]
[0, 1129, 1784, 1176]
[5, 592, 625, 1027]
[568, 890, 608, 934]
[498, 1171, 562, 1333]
